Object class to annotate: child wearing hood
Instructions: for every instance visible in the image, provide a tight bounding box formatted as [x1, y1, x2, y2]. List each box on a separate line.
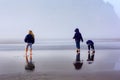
[73, 28, 83, 53]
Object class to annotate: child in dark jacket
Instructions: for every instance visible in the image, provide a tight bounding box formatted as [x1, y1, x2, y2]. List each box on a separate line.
[86, 40, 95, 61]
[73, 28, 83, 53]
[24, 30, 35, 55]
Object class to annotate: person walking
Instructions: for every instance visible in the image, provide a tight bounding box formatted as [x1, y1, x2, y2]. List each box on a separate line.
[73, 28, 83, 53]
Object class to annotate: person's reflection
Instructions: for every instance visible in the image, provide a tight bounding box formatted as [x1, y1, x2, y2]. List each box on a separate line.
[25, 54, 35, 71]
[87, 51, 95, 64]
[87, 51, 95, 61]
[73, 52, 83, 70]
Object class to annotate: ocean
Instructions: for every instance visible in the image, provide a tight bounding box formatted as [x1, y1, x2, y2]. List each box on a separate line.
[0, 39, 119, 51]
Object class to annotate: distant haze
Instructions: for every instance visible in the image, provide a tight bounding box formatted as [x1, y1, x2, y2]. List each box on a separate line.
[104, 0, 120, 18]
[0, 0, 120, 40]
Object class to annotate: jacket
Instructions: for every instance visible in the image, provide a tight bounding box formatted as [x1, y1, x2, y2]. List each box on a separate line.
[24, 34, 35, 44]
[73, 29, 83, 42]
[86, 40, 94, 45]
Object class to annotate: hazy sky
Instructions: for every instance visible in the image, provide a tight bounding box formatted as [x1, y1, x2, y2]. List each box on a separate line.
[103, 0, 120, 18]
[0, 0, 120, 40]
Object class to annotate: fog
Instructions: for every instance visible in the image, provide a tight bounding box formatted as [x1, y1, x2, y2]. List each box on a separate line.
[0, 0, 119, 40]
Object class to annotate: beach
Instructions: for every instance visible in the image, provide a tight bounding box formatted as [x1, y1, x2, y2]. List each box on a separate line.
[0, 40, 120, 80]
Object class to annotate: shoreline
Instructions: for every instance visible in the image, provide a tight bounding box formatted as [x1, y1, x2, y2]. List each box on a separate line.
[0, 43, 119, 51]
[0, 39, 119, 51]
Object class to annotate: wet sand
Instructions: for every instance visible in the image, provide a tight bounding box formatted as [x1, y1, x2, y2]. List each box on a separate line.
[0, 49, 120, 80]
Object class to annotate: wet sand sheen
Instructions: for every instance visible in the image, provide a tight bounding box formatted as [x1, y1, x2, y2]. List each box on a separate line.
[0, 49, 120, 80]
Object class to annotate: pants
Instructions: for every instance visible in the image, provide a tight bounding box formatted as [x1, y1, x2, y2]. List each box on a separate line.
[76, 41, 80, 49]
[88, 44, 94, 51]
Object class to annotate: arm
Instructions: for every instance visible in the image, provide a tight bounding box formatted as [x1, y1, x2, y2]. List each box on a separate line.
[73, 33, 76, 39]
[80, 34, 83, 42]
[24, 35, 28, 43]
[32, 36, 35, 44]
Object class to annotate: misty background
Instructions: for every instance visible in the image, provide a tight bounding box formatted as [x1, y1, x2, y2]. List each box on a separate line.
[0, 0, 120, 43]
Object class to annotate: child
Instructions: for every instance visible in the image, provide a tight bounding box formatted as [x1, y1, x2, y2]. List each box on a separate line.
[73, 28, 83, 53]
[24, 30, 35, 55]
[86, 40, 95, 61]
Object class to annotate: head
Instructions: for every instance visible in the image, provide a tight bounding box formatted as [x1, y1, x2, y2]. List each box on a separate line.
[29, 30, 33, 34]
[28, 30, 34, 38]
[86, 40, 93, 45]
[75, 28, 79, 33]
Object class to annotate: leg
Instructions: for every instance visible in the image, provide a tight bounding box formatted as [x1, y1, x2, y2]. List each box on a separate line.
[30, 43, 33, 55]
[30, 48, 32, 55]
[26, 48, 28, 55]
[91, 45, 95, 53]
[25, 44, 29, 55]
[30, 53, 32, 62]
[76, 41, 80, 53]
[87, 45, 91, 61]
[91, 45, 95, 61]
[88, 45, 90, 53]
